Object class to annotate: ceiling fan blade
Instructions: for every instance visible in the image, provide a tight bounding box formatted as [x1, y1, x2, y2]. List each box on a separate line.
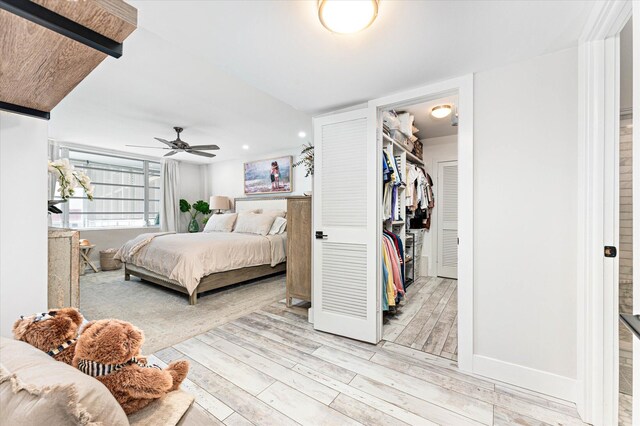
[126, 145, 170, 149]
[154, 137, 176, 147]
[188, 144, 219, 150]
[164, 150, 178, 157]
[187, 150, 216, 158]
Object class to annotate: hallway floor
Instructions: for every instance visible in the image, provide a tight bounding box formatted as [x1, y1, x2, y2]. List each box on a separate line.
[155, 299, 588, 425]
[383, 277, 458, 360]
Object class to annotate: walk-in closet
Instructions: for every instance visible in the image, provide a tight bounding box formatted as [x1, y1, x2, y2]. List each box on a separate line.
[381, 95, 460, 361]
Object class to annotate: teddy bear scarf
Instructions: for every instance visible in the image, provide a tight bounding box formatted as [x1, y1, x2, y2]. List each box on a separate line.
[77, 357, 161, 377]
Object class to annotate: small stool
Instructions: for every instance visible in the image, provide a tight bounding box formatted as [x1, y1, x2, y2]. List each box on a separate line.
[79, 244, 99, 275]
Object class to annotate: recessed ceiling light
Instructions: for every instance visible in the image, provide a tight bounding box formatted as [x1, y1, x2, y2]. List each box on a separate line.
[431, 105, 452, 119]
[318, 0, 379, 34]
[298, 131, 307, 138]
[242, 145, 249, 150]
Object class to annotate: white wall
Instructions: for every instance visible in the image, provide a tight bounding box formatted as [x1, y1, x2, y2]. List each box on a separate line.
[473, 47, 578, 397]
[0, 112, 49, 337]
[207, 147, 313, 209]
[420, 135, 458, 276]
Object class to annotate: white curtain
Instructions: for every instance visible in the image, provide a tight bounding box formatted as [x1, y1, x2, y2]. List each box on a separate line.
[160, 159, 180, 232]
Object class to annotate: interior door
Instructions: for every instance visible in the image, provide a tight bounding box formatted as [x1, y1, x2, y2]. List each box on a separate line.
[312, 108, 378, 343]
[437, 161, 458, 279]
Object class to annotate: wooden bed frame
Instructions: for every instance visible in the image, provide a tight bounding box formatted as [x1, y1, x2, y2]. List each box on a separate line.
[123, 196, 289, 305]
[124, 262, 286, 305]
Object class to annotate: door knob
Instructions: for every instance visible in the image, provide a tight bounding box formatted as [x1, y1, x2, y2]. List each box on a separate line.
[315, 231, 328, 239]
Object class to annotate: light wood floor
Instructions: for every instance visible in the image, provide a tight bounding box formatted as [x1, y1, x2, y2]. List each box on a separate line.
[384, 277, 458, 361]
[155, 300, 589, 426]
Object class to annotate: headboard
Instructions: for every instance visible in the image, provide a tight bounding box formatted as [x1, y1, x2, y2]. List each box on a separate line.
[234, 197, 288, 213]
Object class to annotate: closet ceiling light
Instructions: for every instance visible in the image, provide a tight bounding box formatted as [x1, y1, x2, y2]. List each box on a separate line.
[318, 0, 379, 34]
[242, 145, 249, 150]
[431, 105, 452, 119]
[298, 131, 306, 138]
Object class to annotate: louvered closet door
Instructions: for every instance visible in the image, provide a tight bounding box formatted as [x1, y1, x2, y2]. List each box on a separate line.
[312, 108, 378, 343]
[438, 161, 458, 279]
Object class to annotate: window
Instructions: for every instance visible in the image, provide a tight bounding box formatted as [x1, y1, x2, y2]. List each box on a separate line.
[51, 148, 160, 229]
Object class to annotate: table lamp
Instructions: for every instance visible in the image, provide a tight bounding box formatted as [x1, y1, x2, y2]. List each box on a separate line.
[209, 196, 230, 214]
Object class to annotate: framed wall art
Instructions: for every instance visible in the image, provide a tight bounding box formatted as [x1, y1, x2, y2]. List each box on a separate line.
[244, 156, 293, 195]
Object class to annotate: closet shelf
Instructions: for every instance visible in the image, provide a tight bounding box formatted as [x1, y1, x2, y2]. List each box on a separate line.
[383, 134, 424, 166]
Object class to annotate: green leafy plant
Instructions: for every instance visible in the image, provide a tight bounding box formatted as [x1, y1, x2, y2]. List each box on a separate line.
[292, 142, 314, 177]
[179, 199, 211, 232]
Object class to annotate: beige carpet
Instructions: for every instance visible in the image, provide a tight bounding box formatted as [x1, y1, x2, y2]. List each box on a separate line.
[80, 270, 286, 353]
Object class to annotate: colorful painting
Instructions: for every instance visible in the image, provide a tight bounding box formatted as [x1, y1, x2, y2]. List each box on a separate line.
[244, 156, 293, 194]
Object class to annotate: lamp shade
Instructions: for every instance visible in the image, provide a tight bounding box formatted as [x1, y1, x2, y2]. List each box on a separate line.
[209, 196, 230, 211]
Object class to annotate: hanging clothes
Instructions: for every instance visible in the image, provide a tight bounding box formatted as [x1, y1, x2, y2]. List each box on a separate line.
[382, 243, 396, 310]
[384, 230, 405, 292]
[383, 150, 404, 222]
[405, 164, 435, 230]
[381, 230, 406, 312]
[381, 246, 390, 312]
[383, 236, 402, 295]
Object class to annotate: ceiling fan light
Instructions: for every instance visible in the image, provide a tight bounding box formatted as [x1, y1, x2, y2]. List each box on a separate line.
[318, 0, 379, 34]
[431, 105, 452, 119]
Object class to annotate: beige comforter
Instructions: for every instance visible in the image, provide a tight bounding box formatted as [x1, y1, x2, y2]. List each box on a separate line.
[115, 232, 286, 295]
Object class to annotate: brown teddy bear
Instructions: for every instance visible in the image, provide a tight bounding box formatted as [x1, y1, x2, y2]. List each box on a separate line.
[12, 308, 84, 365]
[72, 319, 189, 414]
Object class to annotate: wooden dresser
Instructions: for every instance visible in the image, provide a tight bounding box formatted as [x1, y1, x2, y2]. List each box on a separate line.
[48, 228, 80, 309]
[286, 196, 312, 306]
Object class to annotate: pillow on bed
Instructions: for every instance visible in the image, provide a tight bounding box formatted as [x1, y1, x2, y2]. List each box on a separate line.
[268, 217, 287, 235]
[233, 213, 276, 236]
[262, 209, 286, 218]
[203, 213, 237, 233]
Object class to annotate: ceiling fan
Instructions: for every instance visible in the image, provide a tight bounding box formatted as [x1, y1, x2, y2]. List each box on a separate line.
[126, 127, 219, 158]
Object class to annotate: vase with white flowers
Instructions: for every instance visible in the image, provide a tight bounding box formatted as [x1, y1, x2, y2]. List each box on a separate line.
[48, 159, 94, 201]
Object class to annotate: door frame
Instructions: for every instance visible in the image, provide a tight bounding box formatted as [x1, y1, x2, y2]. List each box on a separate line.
[577, 1, 634, 424]
[368, 74, 474, 373]
[436, 159, 459, 280]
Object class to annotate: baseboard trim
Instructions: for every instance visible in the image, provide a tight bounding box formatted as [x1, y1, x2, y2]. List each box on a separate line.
[473, 355, 576, 402]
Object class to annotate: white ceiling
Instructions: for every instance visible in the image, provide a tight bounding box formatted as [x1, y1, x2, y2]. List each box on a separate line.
[401, 95, 459, 139]
[133, 0, 594, 113]
[49, 29, 312, 164]
[49, 0, 595, 163]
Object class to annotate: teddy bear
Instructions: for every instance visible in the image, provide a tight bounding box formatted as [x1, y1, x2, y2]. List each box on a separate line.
[72, 319, 189, 415]
[12, 307, 85, 365]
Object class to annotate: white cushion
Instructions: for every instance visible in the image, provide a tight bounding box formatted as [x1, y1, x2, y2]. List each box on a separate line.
[261, 209, 286, 218]
[233, 213, 276, 236]
[0, 337, 128, 426]
[268, 217, 287, 235]
[203, 213, 237, 233]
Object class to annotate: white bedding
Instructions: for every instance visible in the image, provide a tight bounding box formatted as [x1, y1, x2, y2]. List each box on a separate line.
[115, 232, 286, 295]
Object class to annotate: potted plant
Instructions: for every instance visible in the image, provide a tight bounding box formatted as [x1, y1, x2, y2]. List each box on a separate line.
[179, 199, 210, 233]
[293, 142, 314, 195]
[48, 159, 94, 201]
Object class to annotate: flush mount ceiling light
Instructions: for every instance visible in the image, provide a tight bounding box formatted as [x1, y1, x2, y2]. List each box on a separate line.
[298, 131, 307, 138]
[242, 144, 249, 150]
[318, 0, 379, 34]
[431, 105, 452, 119]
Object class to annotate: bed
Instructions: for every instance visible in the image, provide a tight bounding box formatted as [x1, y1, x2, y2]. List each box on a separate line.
[118, 197, 288, 304]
